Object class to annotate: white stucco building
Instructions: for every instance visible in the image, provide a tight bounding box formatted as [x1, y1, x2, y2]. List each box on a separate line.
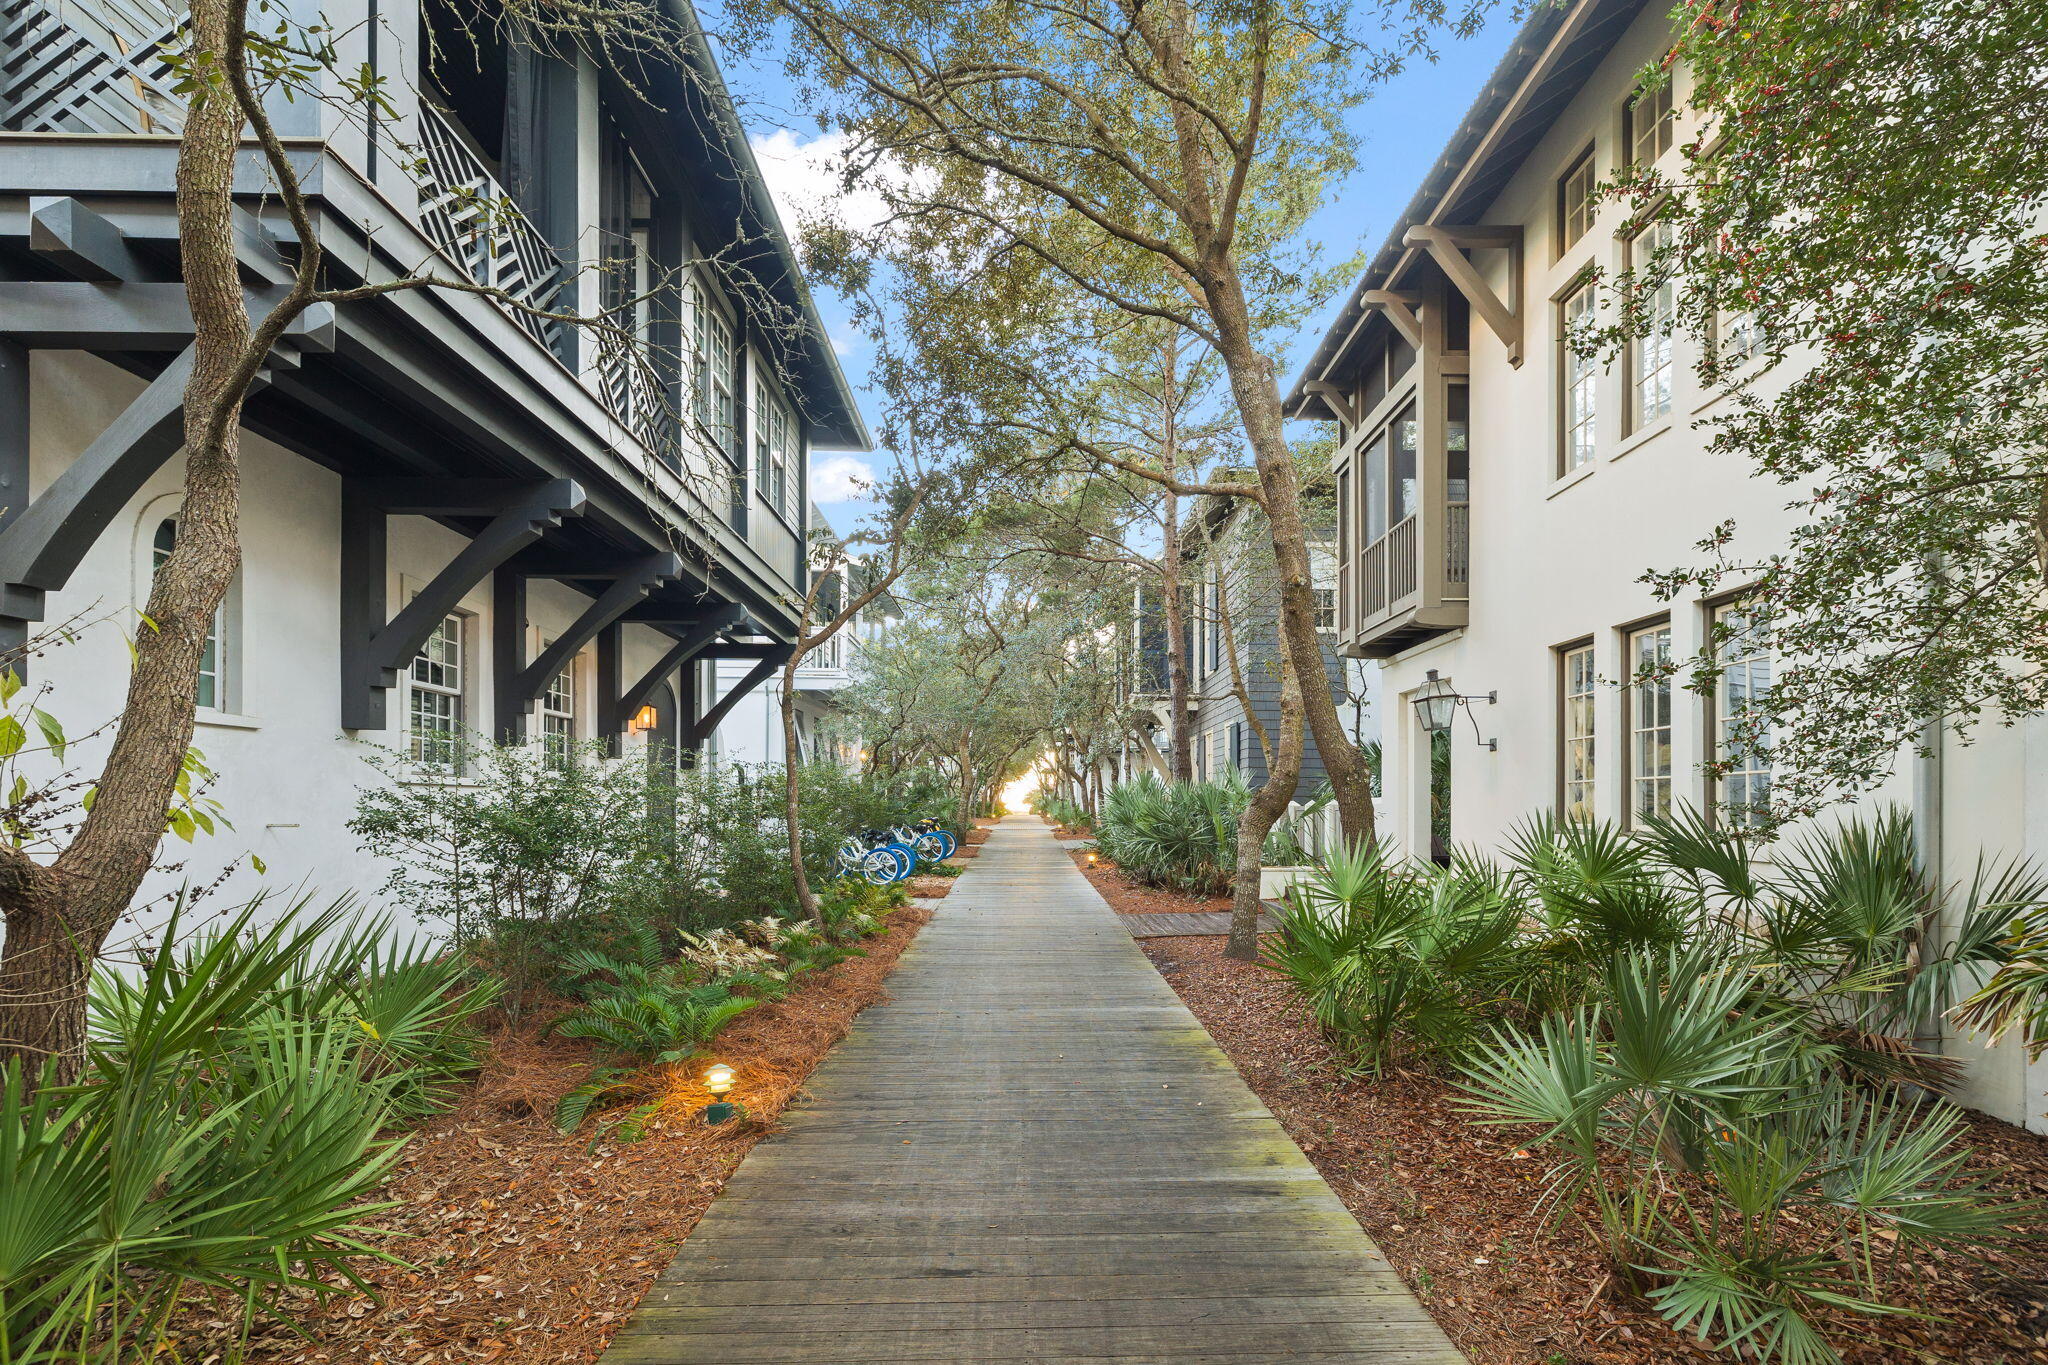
[0, 0, 866, 932]
[1288, 0, 2048, 1130]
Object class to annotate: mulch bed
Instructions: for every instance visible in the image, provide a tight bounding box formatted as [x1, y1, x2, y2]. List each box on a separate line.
[1070, 848, 1233, 917]
[188, 905, 933, 1365]
[1137, 929, 2048, 1365]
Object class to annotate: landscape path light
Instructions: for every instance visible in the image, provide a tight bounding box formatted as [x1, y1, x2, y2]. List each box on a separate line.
[702, 1062, 742, 1125]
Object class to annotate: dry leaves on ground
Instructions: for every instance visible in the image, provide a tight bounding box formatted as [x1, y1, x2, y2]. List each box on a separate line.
[184, 905, 932, 1365]
[1100, 875, 2048, 1365]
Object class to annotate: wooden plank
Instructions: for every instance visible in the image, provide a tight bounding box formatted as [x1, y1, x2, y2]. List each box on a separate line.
[597, 818, 1465, 1365]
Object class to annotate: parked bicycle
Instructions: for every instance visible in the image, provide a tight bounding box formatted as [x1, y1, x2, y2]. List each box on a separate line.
[833, 820, 957, 885]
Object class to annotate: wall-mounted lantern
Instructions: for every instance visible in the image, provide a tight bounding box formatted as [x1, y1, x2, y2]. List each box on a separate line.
[1411, 669, 1498, 752]
[629, 704, 659, 733]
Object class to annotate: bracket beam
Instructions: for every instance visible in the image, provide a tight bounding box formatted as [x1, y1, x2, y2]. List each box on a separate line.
[29, 197, 158, 282]
[602, 602, 747, 750]
[340, 477, 586, 730]
[1360, 289, 1425, 351]
[686, 646, 795, 750]
[499, 553, 679, 739]
[1403, 225, 1523, 367]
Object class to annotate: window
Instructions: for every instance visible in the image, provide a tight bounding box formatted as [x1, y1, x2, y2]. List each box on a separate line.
[1559, 279, 1599, 472]
[1627, 80, 1675, 168]
[409, 612, 465, 767]
[1312, 587, 1336, 631]
[1713, 605, 1772, 826]
[1560, 642, 1596, 821]
[1718, 303, 1759, 367]
[753, 372, 800, 524]
[540, 647, 575, 770]
[1627, 624, 1672, 825]
[150, 519, 224, 710]
[1558, 148, 1597, 250]
[1628, 220, 1675, 430]
[690, 280, 736, 454]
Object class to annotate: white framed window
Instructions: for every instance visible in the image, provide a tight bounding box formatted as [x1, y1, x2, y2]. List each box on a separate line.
[1712, 605, 1772, 827]
[540, 645, 575, 770]
[753, 372, 800, 524]
[1558, 147, 1597, 251]
[1627, 80, 1675, 168]
[1628, 220, 1675, 430]
[1560, 642, 1596, 821]
[1560, 279, 1599, 472]
[1312, 587, 1336, 632]
[1718, 303, 1759, 367]
[1627, 623, 1672, 825]
[690, 279, 737, 454]
[409, 612, 465, 767]
[150, 518, 226, 711]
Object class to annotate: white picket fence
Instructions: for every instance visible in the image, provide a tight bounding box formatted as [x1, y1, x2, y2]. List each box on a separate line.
[1279, 797, 1392, 861]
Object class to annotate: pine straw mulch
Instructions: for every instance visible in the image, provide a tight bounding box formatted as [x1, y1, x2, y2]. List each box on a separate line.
[1138, 930, 2048, 1365]
[1068, 847, 1233, 917]
[186, 904, 933, 1365]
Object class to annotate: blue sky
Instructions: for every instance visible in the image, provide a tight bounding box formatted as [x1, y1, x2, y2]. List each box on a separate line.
[718, 14, 1524, 537]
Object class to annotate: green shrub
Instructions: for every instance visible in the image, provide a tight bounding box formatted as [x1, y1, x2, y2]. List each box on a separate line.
[1257, 807, 2048, 1363]
[2, 895, 491, 1361]
[1093, 773, 1307, 896]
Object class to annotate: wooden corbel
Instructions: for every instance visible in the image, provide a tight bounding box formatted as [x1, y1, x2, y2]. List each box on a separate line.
[1360, 290, 1425, 351]
[1301, 381, 1358, 429]
[1403, 225, 1524, 367]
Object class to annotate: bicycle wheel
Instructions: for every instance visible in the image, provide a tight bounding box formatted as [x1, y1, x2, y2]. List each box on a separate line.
[931, 830, 957, 859]
[913, 831, 947, 862]
[859, 848, 900, 886]
[886, 843, 918, 877]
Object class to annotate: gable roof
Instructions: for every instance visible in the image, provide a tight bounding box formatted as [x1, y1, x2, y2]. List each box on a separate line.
[1284, 0, 1651, 417]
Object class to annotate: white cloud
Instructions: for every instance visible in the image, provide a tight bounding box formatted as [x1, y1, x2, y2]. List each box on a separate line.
[810, 454, 876, 504]
[749, 127, 894, 238]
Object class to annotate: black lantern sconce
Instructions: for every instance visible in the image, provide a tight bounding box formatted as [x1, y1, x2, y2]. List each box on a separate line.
[1411, 669, 1498, 752]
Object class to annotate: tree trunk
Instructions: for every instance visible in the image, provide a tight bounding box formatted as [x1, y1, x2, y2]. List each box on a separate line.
[1160, 531, 1193, 784]
[954, 733, 977, 834]
[1227, 641, 1302, 961]
[781, 661, 816, 917]
[1206, 275, 1376, 847]
[0, 0, 251, 1084]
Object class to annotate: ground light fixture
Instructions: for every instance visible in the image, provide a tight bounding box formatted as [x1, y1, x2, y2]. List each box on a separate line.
[701, 1063, 742, 1125]
[1411, 669, 1499, 752]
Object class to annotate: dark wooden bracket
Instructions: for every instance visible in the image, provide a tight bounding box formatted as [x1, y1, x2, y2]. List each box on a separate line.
[1301, 381, 1359, 428]
[340, 477, 586, 730]
[29, 197, 159, 282]
[686, 644, 796, 749]
[0, 346, 292, 663]
[1360, 289, 1425, 352]
[1403, 225, 1524, 367]
[599, 602, 747, 752]
[496, 552, 680, 740]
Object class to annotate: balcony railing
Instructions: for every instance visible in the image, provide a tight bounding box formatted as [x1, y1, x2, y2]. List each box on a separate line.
[1356, 501, 1470, 621]
[417, 104, 563, 350]
[2, 0, 184, 133]
[595, 334, 679, 461]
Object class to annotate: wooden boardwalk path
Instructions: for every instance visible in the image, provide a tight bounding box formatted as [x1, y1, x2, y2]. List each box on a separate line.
[602, 817, 1466, 1364]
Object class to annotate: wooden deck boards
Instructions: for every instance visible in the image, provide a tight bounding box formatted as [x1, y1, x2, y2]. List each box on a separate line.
[600, 817, 1464, 1364]
[1115, 909, 1279, 938]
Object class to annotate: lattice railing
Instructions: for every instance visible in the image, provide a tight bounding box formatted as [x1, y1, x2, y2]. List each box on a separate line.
[1, 0, 185, 133]
[595, 333, 678, 459]
[417, 104, 563, 348]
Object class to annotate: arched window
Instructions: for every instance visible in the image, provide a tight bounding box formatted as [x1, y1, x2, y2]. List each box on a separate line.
[151, 518, 224, 710]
